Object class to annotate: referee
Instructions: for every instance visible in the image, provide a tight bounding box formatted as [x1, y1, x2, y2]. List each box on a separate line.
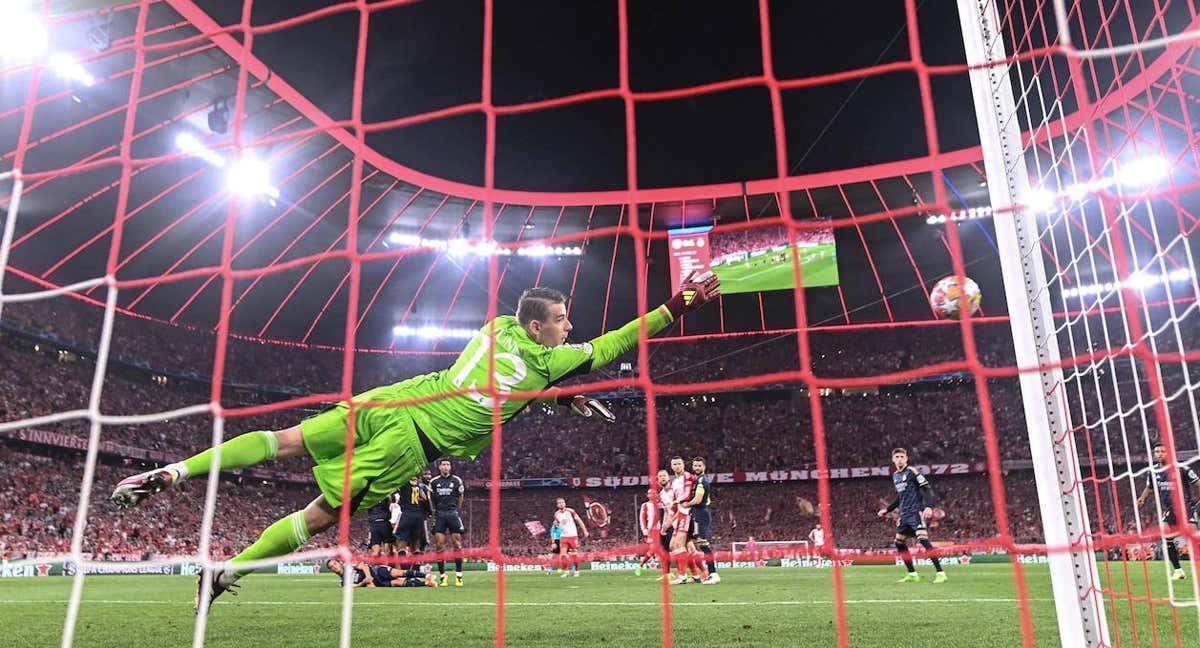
[691, 457, 719, 584]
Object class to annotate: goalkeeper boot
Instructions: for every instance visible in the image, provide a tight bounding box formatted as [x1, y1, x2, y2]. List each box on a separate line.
[1171, 568, 1187, 581]
[111, 465, 182, 508]
[438, 573, 448, 587]
[932, 571, 948, 584]
[635, 566, 643, 576]
[897, 572, 920, 584]
[454, 575, 464, 587]
[195, 567, 238, 615]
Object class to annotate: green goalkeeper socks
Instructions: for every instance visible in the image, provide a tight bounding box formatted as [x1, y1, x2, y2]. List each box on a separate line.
[229, 511, 310, 578]
[178, 430, 279, 479]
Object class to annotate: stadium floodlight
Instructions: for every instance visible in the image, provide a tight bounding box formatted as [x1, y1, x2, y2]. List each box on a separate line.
[175, 132, 227, 168]
[1061, 268, 1195, 299]
[0, 7, 48, 60]
[226, 156, 279, 200]
[1024, 188, 1055, 213]
[517, 244, 583, 256]
[924, 206, 992, 226]
[1115, 155, 1170, 187]
[392, 325, 478, 340]
[48, 52, 94, 87]
[386, 232, 581, 257]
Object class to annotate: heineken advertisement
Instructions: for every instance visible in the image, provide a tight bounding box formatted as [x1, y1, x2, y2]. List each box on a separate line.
[0, 560, 317, 577]
[0, 552, 1074, 578]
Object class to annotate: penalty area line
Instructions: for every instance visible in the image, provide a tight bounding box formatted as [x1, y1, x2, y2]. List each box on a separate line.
[0, 598, 1055, 607]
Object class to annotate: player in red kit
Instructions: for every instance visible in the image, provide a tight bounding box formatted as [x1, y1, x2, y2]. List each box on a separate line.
[635, 487, 659, 576]
[553, 497, 588, 577]
[666, 456, 706, 584]
[653, 470, 676, 581]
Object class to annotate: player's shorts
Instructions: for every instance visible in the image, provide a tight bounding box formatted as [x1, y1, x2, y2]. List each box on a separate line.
[560, 536, 579, 551]
[367, 564, 396, 590]
[300, 381, 434, 514]
[1160, 507, 1199, 531]
[368, 520, 394, 547]
[896, 514, 927, 537]
[672, 510, 693, 536]
[395, 511, 426, 547]
[433, 510, 465, 535]
[691, 507, 712, 542]
[659, 530, 671, 552]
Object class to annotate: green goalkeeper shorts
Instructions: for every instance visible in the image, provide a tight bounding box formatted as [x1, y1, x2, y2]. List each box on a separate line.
[300, 383, 431, 514]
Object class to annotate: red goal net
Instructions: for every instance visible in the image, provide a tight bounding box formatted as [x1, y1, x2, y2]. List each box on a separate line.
[0, 1, 1197, 647]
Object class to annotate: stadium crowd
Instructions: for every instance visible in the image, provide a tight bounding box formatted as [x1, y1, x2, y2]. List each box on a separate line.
[0, 450, 334, 561]
[1, 287, 1196, 560]
[707, 224, 834, 262]
[2, 446, 1047, 560]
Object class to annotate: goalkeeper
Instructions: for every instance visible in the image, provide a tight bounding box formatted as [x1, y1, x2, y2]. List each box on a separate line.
[111, 273, 720, 611]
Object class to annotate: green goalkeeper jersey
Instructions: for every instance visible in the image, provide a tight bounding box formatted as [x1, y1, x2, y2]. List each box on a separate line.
[404, 307, 674, 460]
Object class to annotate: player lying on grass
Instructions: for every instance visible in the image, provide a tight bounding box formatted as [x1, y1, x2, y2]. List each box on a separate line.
[325, 558, 436, 588]
[876, 448, 946, 583]
[111, 273, 721, 612]
[1136, 440, 1200, 581]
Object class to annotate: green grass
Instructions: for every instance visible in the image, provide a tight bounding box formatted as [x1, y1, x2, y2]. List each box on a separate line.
[2, 563, 1197, 647]
[712, 244, 838, 294]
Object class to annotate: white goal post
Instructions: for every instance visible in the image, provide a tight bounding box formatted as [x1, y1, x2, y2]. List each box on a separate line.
[955, 1, 1109, 646]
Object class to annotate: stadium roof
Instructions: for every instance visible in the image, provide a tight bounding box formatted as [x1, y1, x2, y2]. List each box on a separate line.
[0, 0, 1194, 350]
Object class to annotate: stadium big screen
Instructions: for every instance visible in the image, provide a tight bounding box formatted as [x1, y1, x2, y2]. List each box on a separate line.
[668, 223, 839, 294]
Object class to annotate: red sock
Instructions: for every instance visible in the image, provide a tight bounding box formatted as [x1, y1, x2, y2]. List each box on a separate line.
[693, 553, 708, 578]
[674, 552, 689, 576]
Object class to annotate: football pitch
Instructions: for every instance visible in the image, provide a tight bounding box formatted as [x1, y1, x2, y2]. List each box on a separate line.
[2, 563, 1196, 647]
[711, 243, 838, 294]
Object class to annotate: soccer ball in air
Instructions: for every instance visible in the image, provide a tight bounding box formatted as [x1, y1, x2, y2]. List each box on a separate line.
[929, 276, 981, 319]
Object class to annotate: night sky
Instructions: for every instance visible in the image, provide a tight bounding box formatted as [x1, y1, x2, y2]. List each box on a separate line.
[8, 0, 1183, 349]
[196, 0, 980, 191]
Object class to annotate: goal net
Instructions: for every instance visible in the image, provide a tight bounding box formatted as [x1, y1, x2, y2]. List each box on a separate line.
[0, 0, 1196, 647]
[957, 0, 1200, 645]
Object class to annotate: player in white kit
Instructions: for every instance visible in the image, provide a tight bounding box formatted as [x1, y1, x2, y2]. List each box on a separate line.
[808, 523, 825, 559]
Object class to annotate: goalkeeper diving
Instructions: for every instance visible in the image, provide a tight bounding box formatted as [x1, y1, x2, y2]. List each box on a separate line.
[110, 272, 721, 612]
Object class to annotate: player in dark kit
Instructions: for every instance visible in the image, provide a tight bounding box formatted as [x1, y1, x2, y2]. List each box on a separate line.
[691, 457, 719, 584]
[1136, 441, 1200, 580]
[876, 448, 946, 583]
[324, 558, 435, 588]
[366, 497, 394, 557]
[418, 468, 435, 552]
[430, 458, 466, 587]
[393, 476, 430, 566]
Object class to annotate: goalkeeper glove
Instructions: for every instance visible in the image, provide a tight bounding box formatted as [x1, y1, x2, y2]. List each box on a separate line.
[663, 270, 720, 319]
[558, 393, 616, 424]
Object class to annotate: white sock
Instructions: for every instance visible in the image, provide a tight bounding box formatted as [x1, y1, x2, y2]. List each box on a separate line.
[168, 462, 189, 481]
